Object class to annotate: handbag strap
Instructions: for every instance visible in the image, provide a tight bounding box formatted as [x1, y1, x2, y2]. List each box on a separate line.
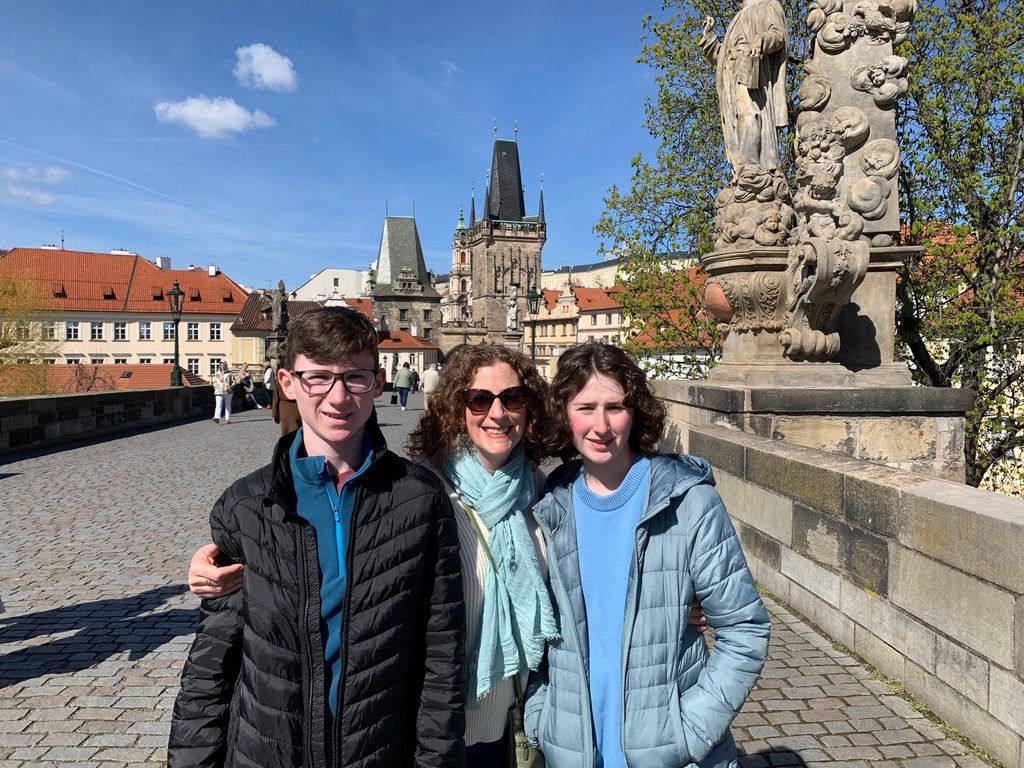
[453, 492, 527, 708]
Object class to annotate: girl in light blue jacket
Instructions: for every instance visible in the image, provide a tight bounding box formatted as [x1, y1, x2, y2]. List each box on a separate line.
[525, 342, 770, 768]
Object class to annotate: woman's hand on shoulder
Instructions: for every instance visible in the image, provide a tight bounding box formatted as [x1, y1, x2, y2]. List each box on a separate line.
[188, 543, 245, 598]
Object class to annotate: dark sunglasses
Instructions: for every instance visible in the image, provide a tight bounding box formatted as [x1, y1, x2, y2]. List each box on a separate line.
[461, 386, 530, 414]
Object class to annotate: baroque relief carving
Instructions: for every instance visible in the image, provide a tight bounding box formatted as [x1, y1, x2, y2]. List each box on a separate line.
[712, 273, 786, 332]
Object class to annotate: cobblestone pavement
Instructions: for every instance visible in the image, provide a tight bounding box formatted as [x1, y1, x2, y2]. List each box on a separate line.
[0, 394, 990, 767]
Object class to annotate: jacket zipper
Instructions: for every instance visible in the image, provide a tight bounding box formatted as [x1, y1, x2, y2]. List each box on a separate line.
[297, 526, 321, 768]
[620, 524, 644, 766]
[332, 484, 360, 768]
[536, 507, 595, 768]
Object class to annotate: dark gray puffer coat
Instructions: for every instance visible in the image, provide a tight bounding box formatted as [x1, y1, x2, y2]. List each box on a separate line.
[168, 420, 466, 768]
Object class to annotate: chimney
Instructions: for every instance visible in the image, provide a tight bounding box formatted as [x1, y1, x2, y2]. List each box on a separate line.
[155, 256, 171, 269]
[208, 265, 219, 276]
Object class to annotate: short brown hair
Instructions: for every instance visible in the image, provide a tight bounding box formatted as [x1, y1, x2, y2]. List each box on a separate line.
[283, 307, 378, 368]
[546, 341, 665, 461]
[407, 344, 549, 465]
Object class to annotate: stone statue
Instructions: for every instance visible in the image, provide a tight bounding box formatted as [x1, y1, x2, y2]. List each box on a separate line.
[271, 279, 288, 337]
[506, 285, 519, 332]
[700, 0, 789, 175]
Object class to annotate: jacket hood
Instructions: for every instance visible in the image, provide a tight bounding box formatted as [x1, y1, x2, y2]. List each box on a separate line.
[534, 452, 715, 533]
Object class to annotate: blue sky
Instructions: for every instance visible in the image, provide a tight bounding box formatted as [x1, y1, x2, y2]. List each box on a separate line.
[0, 1, 662, 291]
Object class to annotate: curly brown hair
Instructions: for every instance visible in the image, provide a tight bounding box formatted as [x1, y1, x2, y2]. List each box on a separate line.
[407, 344, 549, 466]
[545, 341, 666, 462]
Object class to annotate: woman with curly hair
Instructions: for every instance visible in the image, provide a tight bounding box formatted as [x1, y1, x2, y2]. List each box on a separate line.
[525, 341, 769, 768]
[406, 343, 559, 766]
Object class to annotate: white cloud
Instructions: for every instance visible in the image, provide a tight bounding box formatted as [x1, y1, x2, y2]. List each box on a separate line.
[442, 61, 460, 78]
[2, 165, 71, 184]
[234, 44, 298, 92]
[154, 96, 276, 140]
[2, 184, 56, 206]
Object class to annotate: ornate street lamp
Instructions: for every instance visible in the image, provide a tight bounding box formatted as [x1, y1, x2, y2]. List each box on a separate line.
[526, 285, 541, 364]
[168, 280, 185, 387]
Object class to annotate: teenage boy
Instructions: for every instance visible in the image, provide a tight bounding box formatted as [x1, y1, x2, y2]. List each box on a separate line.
[169, 306, 466, 768]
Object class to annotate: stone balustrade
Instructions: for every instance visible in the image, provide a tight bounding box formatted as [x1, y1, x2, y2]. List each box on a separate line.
[0, 386, 214, 456]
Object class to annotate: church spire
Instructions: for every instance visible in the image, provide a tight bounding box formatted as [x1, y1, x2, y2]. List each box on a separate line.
[470, 183, 476, 226]
[538, 175, 545, 224]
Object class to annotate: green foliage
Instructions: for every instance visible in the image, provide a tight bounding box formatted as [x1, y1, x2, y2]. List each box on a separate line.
[897, 0, 1024, 492]
[0, 276, 63, 382]
[602, 0, 1024, 493]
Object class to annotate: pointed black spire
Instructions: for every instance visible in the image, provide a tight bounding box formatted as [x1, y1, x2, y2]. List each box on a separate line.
[487, 140, 525, 221]
[470, 183, 476, 226]
[537, 175, 545, 224]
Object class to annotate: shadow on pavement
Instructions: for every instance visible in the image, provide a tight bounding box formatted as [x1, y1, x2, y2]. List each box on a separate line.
[739, 749, 807, 767]
[0, 584, 196, 686]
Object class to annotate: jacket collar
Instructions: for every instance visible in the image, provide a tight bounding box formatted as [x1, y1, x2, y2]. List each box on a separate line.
[266, 409, 389, 517]
[533, 453, 714, 534]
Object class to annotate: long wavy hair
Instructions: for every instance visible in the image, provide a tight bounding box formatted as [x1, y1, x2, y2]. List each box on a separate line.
[545, 341, 666, 462]
[407, 344, 549, 466]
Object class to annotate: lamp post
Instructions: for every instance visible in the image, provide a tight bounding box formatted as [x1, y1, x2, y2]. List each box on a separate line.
[526, 285, 541, 364]
[168, 280, 184, 387]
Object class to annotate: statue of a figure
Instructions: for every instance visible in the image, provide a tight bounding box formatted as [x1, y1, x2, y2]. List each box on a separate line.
[506, 285, 519, 332]
[272, 279, 289, 336]
[700, 0, 789, 175]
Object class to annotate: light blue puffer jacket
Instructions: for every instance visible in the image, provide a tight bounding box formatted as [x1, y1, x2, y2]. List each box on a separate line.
[524, 453, 770, 768]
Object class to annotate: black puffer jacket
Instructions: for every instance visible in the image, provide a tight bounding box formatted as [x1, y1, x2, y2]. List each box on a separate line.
[168, 419, 465, 768]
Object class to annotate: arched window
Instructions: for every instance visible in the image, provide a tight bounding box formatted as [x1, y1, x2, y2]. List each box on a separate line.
[460, 251, 467, 264]
[460, 279, 468, 293]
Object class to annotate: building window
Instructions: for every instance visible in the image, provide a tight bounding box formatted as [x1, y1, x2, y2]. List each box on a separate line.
[163, 322, 176, 341]
[187, 358, 200, 375]
[460, 279, 468, 293]
[42, 358, 56, 365]
[333, 277, 339, 287]
[139, 358, 153, 364]
[114, 322, 127, 340]
[209, 323, 222, 341]
[209, 358, 223, 375]
[162, 356, 175, 365]
[65, 357, 81, 365]
[91, 322, 104, 340]
[187, 322, 200, 341]
[590, 315, 597, 326]
[606, 313, 612, 324]
[423, 310, 431, 321]
[460, 252, 467, 264]
[139, 321, 152, 341]
[43, 322, 57, 340]
[90, 357, 105, 365]
[399, 309, 408, 321]
[113, 357, 128, 365]
[422, 328, 431, 341]
[66, 321, 80, 340]
[15, 322, 30, 340]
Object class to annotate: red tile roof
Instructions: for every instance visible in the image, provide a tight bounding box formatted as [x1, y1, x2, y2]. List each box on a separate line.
[0, 363, 207, 394]
[0, 248, 248, 315]
[572, 285, 623, 311]
[377, 330, 438, 350]
[542, 289, 562, 311]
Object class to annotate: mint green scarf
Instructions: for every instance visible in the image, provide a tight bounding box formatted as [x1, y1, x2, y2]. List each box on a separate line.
[442, 443, 559, 703]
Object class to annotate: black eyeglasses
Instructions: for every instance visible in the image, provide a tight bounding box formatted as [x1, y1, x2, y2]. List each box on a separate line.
[461, 386, 529, 414]
[291, 369, 379, 395]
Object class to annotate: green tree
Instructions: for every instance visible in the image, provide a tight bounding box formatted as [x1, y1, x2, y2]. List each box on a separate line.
[0, 275, 63, 394]
[600, 0, 1024, 493]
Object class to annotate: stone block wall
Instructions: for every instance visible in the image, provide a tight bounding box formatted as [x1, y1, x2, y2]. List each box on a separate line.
[669, 420, 1024, 768]
[0, 386, 214, 456]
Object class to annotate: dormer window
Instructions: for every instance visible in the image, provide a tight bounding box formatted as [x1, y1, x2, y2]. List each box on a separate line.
[52, 282, 65, 298]
[103, 285, 115, 300]
[151, 285, 164, 300]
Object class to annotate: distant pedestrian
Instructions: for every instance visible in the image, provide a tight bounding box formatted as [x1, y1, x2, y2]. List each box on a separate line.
[238, 364, 263, 410]
[393, 362, 413, 411]
[421, 362, 440, 411]
[263, 361, 274, 392]
[211, 361, 234, 424]
[410, 368, 420, 393]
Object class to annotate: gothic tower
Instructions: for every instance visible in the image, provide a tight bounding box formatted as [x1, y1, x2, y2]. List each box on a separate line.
[460, 138, 546, 342]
